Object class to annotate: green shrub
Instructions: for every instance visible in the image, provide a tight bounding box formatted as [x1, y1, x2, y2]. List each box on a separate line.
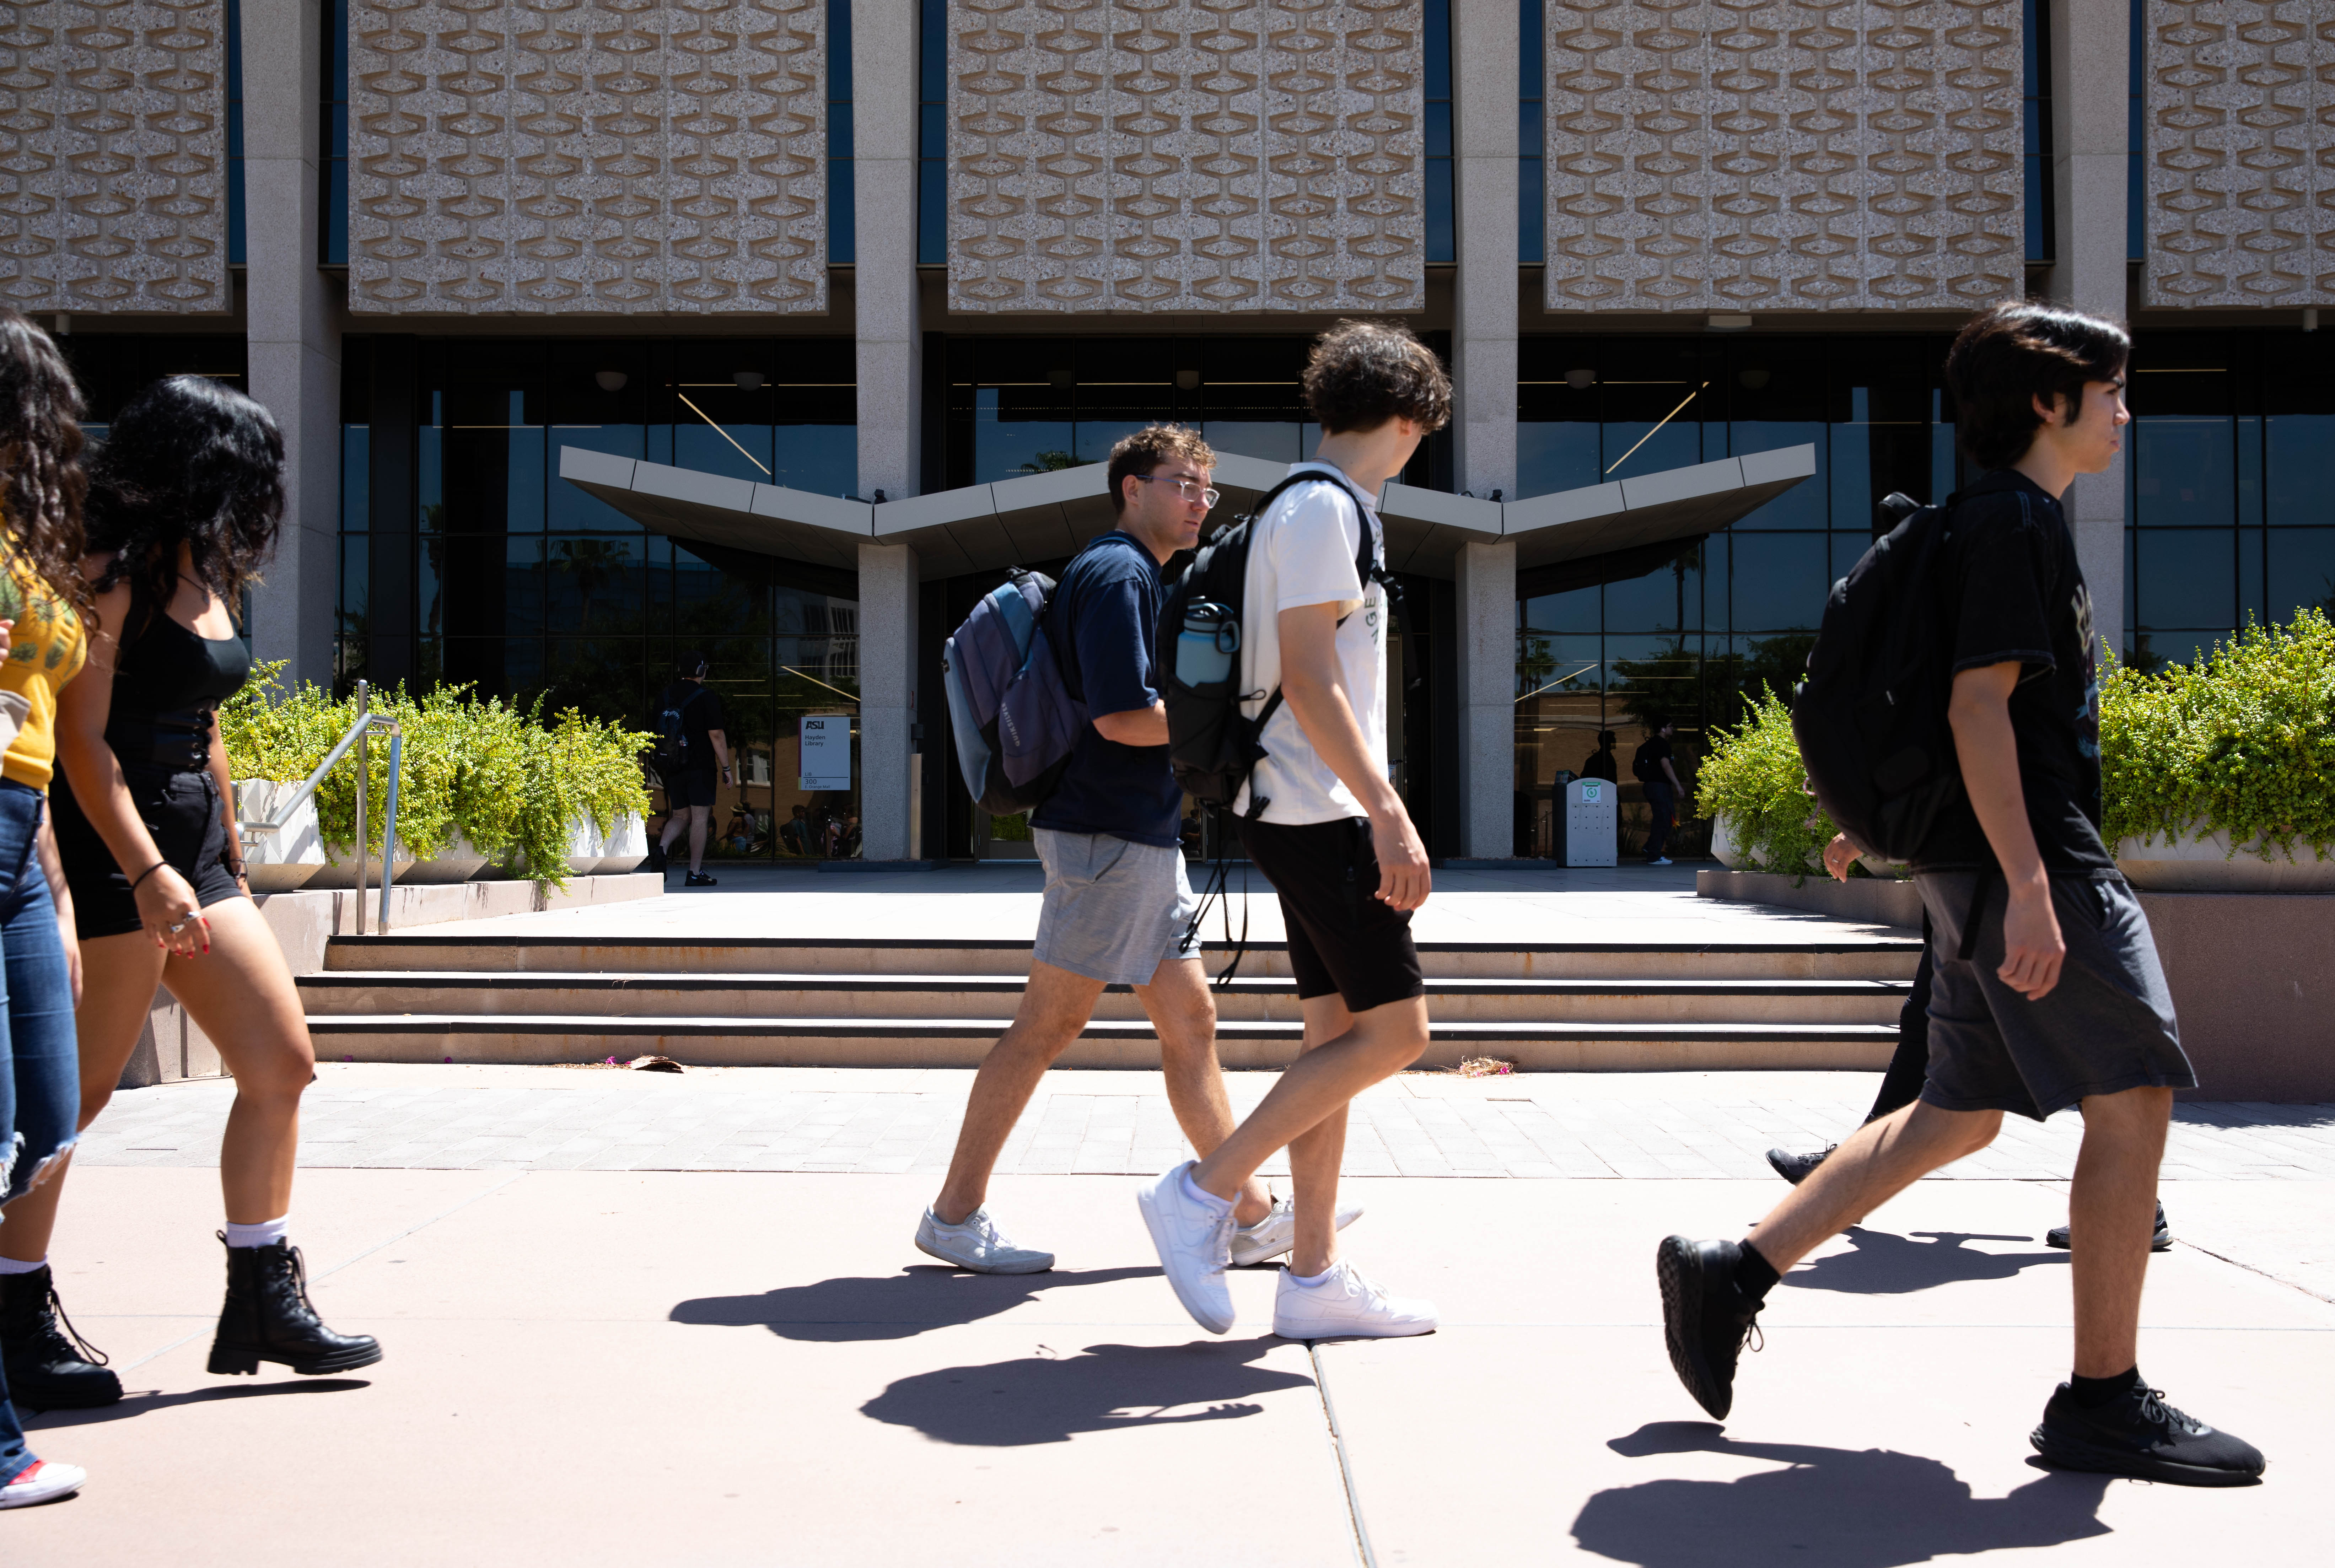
[220, 665, 653, 889]
[1693, 685, 1836, 876]
[2099, 609, 2335, 862]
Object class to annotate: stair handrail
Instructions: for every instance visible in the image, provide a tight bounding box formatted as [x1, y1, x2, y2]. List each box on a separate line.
[233, 678, 407, 934]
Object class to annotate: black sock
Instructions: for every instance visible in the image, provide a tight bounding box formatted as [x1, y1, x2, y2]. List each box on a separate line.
[1734, 1240, 1780, 1305]
[2068, 1366, 2141, 1408]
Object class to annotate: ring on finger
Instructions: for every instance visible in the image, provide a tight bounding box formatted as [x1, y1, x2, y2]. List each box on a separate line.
[167, 918, 188, 934]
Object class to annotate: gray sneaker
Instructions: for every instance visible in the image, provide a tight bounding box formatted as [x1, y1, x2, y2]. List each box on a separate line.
[914, 1206, 1054, 1274]
[1229, 1196, 1366, 1267]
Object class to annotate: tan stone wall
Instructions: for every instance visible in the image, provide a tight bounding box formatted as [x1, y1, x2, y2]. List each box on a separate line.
[2142, 0, 2332, 307]
[1542, 1, 2025, 311]
[0, 0, 232, 314]
[945, 0, 1425, 314]
[347, 0, 827, 314]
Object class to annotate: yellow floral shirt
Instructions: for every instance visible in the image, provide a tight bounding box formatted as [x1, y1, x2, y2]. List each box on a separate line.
[0, 549, 88, 792]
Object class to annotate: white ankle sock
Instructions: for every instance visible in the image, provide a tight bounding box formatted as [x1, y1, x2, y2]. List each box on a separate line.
[0, 1254, 45, 1276]
[1179, 1168, 1233, 1216]
[1289, 1265, 1339, 1288]
[224, 1216, 290, 1249]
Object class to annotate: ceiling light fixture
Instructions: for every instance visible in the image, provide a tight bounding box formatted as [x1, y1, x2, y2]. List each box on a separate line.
[733, 370, 766, 390]
[594, 370, 628, 392]
[1564, 368, 1597, 390]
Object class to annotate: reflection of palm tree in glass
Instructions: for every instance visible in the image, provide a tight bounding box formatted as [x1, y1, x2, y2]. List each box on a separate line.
[553, 538, 628, 632]
[1516, 634, 1558, 697]
[1019, 450, 1087, 474]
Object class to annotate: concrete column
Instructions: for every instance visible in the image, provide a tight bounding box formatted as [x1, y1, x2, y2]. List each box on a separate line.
[853, 0, 921, 500]
[1452, 539, 1515, 857]
[1449, 0, 1517, 501]
[2049, 0, 2129, 647]
[856, 539, 919, 860]
[241, 0, 339, 687]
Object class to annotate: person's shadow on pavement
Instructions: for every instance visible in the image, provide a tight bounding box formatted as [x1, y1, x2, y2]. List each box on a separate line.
[860, 1339, 1313, 1447]
[1785, 1228, 2065, 1296]
[668, 1266, 1157, 1342]
[1576, 1422, 2113, 1568]
[25, 1378, 372, 1430]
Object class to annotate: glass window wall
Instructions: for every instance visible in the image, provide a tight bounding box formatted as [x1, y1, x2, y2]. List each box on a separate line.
[339, 335, 862, 862]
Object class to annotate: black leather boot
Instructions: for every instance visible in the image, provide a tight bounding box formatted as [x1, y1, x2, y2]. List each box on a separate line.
[0, 1265, 121, 1408]
[205, 1235, 383, 1376]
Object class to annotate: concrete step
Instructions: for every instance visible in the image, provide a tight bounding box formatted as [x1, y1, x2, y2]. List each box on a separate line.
[304, 1014, 1900, 1073]
[297, 970, 1911, 1026]
[324, 935, 1924, 982]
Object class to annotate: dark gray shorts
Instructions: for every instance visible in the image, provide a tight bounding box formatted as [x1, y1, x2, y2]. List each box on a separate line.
[1914, 871, 2195, 1122]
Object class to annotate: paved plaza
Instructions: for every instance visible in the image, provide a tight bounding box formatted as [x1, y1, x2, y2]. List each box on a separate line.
[11, 875, 2332, 1562]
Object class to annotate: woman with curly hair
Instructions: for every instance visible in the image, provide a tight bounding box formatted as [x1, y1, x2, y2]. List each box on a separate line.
[0, 307, 92, 1509]
[0, 375, 380, 1417]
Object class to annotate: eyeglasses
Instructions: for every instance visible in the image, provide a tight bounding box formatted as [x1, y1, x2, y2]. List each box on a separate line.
[1133, 473, 1220, 508]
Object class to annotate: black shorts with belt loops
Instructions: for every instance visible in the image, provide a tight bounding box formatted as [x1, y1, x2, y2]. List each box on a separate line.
[1238, 815, 1425, 1015]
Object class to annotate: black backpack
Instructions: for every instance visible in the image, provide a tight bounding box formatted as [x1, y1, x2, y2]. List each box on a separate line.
[1791, 489, 1972, 862]
[654, 685, 706, 775]
[1630, 743, 1656, 782]
[1158, 472, 1391, 816]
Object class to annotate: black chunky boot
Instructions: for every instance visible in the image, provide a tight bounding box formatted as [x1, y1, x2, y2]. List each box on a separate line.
[205, 1235, 383, 1376]
[0, 1265, 121, 1408]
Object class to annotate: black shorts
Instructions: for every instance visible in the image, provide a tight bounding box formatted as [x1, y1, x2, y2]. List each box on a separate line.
[53, 763, 246, 939]
[666, 768, 719, 808]
[1238, 816, 1425, 1014]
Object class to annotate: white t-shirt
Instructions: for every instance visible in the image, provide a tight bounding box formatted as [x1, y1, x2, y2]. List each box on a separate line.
[1232, 462, 1387, 825]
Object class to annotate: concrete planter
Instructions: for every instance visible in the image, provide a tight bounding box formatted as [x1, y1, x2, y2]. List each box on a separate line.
[1698, 867, 1924, 928]
[401, 829, 494, 884]
[2115, 824, 2335, 892]
[593, 811, 648, 874]
[1709, 812, 1745, 868]
[233, 780, 327, 893]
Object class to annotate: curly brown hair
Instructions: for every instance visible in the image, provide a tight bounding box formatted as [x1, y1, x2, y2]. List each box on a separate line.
[0, 308, 93, 624]
[1105, 424, 1216, 514]
[1301, 319, 1451, 436]
[85, 375, 285, 625]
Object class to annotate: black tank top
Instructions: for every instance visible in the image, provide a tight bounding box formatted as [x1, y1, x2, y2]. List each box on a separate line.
[106, 596, 252, 771]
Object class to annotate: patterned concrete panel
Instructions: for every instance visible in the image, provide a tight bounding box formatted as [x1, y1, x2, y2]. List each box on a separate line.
[2142, 0, 2332, 306]
[0, 0, 231, 313]
[348, 0, 825, 314]
[1541, 0, 2025, 312]
[945, 0, 1425, 314]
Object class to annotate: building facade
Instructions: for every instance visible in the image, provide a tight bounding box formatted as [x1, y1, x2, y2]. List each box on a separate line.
[5, 0, 2329, 865]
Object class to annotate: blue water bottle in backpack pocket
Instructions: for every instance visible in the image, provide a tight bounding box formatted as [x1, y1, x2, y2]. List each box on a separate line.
[1176, 602, 1238, 689]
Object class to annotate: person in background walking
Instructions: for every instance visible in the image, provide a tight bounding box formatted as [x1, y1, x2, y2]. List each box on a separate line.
[0, 375, 381, 1402]
[0, 308, 90, 1509]
[1633, 717, 1682, 865]
[649, 651, 730, 886]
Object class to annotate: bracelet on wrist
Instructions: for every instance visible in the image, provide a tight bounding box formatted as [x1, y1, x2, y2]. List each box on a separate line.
[128, 859, 167, 892]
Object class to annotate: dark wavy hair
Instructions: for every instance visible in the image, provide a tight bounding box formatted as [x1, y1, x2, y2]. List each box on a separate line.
[1946, 301, 2130, 471]
[0, 308, 93, 623]
[85, 375, 285, 624]
[1302, 319, 1452, 436]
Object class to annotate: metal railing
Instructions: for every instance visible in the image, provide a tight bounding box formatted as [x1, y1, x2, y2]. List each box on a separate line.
[236, 678, 407, 933]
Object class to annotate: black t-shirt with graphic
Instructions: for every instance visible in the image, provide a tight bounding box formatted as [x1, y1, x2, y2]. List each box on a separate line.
[1911, 468, 2114, 874]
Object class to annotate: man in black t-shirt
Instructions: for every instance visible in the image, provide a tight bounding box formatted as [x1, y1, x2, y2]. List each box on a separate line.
[651, 652, 730, 886]
[1656, 303, 2263, 1485]
[1580, 730, 1619, 784]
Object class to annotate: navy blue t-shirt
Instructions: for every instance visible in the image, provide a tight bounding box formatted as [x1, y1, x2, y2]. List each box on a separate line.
[1029, 532, 1183, 847]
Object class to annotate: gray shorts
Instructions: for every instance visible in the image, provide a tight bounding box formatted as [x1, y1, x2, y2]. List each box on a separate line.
[1914, 871, 2196, 1122]
[1031, 828, 1201, 986]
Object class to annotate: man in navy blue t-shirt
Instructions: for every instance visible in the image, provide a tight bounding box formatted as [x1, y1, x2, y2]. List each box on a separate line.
[918, 426, 1345, 1276]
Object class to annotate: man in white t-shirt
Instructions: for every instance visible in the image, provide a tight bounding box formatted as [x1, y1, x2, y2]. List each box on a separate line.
[1137, 320, 1449, 1340]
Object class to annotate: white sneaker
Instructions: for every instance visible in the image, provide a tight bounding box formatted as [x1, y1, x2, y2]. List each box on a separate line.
[1229, 1196, 1366, 1268]
[1136, 1162, 1237, 1334]
[1272, 1261, 1438, 1340]
[1647, 856, 1674, 867]
[1, 1459, 86, 1509]
[914, 1206, 1055, 1274]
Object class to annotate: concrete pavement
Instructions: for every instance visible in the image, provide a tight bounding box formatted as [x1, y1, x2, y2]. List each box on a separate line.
[10, 1072, 2331, 1563]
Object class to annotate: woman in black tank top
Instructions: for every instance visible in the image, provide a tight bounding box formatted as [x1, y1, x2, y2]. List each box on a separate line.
[4, 377, 381, 1389]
